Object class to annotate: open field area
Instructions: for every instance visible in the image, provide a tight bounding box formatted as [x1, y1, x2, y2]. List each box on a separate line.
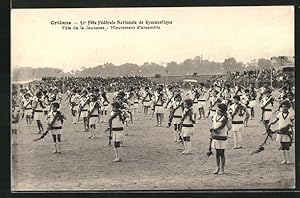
[148, 75, 224, 85]
[12, 93, 295, 191]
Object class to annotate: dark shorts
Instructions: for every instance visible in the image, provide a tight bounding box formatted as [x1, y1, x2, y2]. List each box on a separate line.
[280, 142, 292, 150]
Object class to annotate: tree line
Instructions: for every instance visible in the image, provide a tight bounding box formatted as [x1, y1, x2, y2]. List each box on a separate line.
[12, 56, 293, 81]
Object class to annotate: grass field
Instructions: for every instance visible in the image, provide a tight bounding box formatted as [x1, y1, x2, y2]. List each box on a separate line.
[11, 92, 295, 191]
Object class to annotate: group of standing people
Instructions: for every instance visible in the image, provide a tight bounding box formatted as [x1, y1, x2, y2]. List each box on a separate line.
[12, 75, 295, 174]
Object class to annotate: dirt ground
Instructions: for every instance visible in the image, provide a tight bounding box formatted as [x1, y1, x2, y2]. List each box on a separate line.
[11, 93, 295, 191]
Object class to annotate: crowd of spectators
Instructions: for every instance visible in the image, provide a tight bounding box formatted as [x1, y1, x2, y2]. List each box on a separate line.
[41, 76, 156, 92]
[21, 68, 294, 94]
[226, 68, 294, 88]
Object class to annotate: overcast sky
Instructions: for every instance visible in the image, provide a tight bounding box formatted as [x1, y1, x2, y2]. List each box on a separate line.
[12, 6, 294, 72]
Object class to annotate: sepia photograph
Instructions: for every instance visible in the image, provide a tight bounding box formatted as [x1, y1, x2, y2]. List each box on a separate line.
[11, 6, 295, 191]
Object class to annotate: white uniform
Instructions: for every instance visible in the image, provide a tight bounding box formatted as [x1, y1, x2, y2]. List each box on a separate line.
[181, 108, 194, 137]
[32, 97, 45, 120]
[154, 93, 165, 114]
[213, 82, 221, 93]
[171, 101, 183, 124]
[79, 97, 89, 118]
[209, 96, 220, 119]
[275, 112, 294, 143]
[234, 86, 243, 96]
[47, 111, 64, 135]
[102, 97, 109, 112]
[278, 91, 287, 103]
[22, 98, 33, 116]
[228, 103, 246, 132]
[197, 88, 206, 108]
[249, 88, 257, 108]
[211, 114, 230, 149]
[70, 93, 80, 112]
[241, 95, 251, 114]
[110, 112, 125, 142]
[207, 88, 214, 98]
[89, 101, 99, 126]
[164, 90, 171, 107]
[222, 93, 232, 106]
[143, 91, 152, 107]
[49, 93, 62, 105]
[260, 95, 274, 121]
[182, 90, 193, 101]
[127, 93, 135, 112]
[42, 94, 50, 115]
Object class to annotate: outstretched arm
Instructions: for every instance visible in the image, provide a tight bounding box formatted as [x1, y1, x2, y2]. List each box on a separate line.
[268, 116, 279, 127]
